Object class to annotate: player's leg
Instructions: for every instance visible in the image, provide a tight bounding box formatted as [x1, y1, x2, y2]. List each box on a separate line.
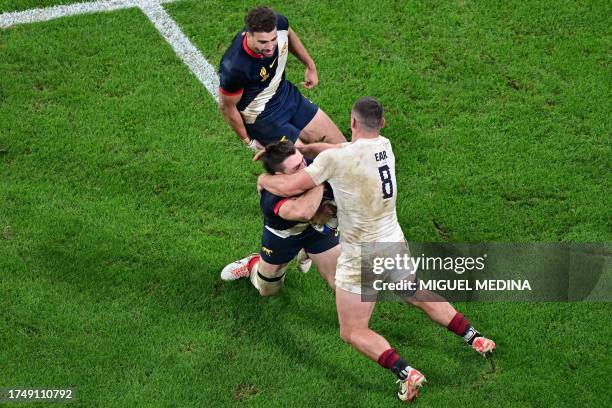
[250, 257, 288, 297]
[335, 287, 426, 402]
[221, 228, 299, 296]
[335, 287, 388, 360]
[402, 289, 456, 325]
[400, 289, 496, 356]
[386, 247, 496, 357]
[282, 83, 345, 144]
[219, 252, 287, 297]
[298, 109, 346, 144]
[253, 228, 305, 296]
[245, 112, 298, 147]
[306, 244, 340, 291]
[246, 84, 312, 146]
[302, 228, 340, 290]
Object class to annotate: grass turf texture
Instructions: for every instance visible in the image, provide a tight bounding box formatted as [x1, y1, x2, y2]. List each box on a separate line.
[0, 0, 610, 406]
[0, 0, 87, 13]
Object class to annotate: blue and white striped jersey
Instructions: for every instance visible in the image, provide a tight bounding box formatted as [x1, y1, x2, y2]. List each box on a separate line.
[219, 14, 291, 124]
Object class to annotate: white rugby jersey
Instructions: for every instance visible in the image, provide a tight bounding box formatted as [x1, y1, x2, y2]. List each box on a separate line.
[305, 136, 405, 247]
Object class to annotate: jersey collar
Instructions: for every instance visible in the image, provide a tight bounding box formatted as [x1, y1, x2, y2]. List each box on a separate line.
[242, 34, 264, 59]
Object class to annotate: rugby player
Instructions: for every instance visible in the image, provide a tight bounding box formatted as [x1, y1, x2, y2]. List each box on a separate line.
[257, 97, 496, 403]
[220, 141, 340, 296]
[218, 6, 346, 151]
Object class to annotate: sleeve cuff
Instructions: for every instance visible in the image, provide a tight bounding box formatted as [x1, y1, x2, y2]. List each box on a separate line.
[219, 87, 244, 96]
[273, 198, 290, 215]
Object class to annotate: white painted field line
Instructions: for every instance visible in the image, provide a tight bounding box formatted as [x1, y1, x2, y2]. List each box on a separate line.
[139, 1, 219, 101]
[0, 0, 176, 29]
[0, 0, 220, 101]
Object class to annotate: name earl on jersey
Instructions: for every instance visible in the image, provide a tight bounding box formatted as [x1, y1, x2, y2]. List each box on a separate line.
[375, 150, 388, 162]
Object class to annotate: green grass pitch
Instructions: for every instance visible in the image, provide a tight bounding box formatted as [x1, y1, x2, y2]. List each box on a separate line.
[0, 0, 610, 406]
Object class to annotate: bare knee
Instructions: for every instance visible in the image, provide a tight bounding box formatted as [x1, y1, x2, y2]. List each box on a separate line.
[256, 280, 284, 297]
[258, 286, 280, 297]
[339, 326, 353, 344]
[299, 110, 345, 144]
[339, 323, 366, 345]
[254, 264, 286, 297]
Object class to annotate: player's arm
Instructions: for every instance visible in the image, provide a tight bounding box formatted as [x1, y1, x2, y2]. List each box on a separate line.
[259, 148, 337, 196]
[287, 27, 318, 89]
[277, 185, 325, 222]
[298, 142, 340, 158]
[310, 200, 335, 226]
[258, 168, 316, 197]
[218, 91, 261, 150]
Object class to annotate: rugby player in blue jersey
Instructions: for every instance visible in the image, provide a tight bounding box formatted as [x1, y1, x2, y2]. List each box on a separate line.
[220, 140, 340, 296]
[218, 6, 346, 151]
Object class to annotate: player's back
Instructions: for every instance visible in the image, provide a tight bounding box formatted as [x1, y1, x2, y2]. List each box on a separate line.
[326, 136, 403, 244]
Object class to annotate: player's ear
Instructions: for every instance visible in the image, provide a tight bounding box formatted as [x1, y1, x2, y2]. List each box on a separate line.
[380, 117, 386, 129]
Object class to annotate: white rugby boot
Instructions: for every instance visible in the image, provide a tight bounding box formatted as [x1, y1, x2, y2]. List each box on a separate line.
[220, 254, 258, 281]
[397, 368, 426, 403]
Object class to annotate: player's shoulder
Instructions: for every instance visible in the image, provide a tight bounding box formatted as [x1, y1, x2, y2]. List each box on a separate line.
[379, 135, 392, 146]
[316, 145, 344, 161]
[338, 140, 361, 153]
[276, 13, 289, 31]
[350, 136, 393, 150]
[378, 135, 395, 154]
[220, 32, 249, 71]
[320, 142, 354, 160]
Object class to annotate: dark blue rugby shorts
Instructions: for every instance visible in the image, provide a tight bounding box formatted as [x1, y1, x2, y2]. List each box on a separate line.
[260, 225, 339, 265]
[245, 82, 318, 146]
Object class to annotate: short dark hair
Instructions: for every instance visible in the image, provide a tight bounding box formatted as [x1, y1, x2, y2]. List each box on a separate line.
[352, 96, 384, 130]
[261, 140, 296, 174]
[245, 7, 277, 33]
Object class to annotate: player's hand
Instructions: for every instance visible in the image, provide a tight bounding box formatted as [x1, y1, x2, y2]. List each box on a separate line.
[252, 149, 266, 162]
[247, 138, 264, 152]
[311, 200, 335, 225]
[256, 174, 265, 195]
[302, 66, 319, 89]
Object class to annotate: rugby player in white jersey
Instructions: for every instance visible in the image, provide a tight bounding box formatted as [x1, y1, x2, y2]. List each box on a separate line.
[257, 97, 496, 403]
